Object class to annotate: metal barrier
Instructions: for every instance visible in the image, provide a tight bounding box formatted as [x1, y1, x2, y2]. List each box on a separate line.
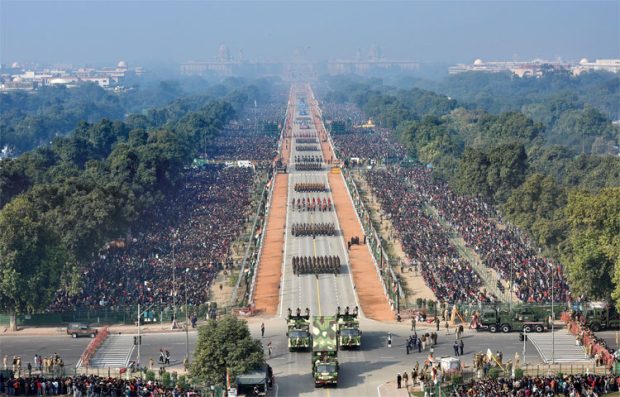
[80, 326, 110, 367]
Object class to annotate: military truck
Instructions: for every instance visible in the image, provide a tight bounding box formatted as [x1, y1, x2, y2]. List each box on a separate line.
[311, 316, 339, 387]
[580, 302, 620, 332]
[478, 306, 549, 333]
[337, 306, 362, 349]
[286, 307, 312, 352]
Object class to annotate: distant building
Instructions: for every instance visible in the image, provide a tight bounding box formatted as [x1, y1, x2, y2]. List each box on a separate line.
[181, 45, 417, 79]
[0, 60, 143, 91]
[572, 58, 620, 75]
[326, 60, 419, 76]
[449, 58, 569, 77]
[449, 58, 620, 77]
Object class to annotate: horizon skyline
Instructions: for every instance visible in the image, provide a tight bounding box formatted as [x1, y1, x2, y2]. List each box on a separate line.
[1, 1, 618, 67]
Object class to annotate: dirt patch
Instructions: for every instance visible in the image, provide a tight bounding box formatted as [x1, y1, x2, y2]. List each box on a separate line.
[253, 174, 288, 314]
[281, 131, 291, 166]
[328, 172, 393, 322]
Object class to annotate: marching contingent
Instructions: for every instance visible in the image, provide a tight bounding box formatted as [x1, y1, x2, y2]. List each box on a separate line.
[291, 222, 337, 237]
[294, 182, 327, 192]
[291, 255, 342, 275]
[291, 197, 333, 212]
[294, 162, 323, 171]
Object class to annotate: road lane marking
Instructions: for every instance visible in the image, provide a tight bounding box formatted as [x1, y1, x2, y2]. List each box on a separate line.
[313, 239, 323, 316]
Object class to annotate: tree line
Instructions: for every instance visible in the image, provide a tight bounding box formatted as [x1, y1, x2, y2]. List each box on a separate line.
[0, 76, 282, 155]
[0, 89, 245, 324]
[323, 75, 620, 308]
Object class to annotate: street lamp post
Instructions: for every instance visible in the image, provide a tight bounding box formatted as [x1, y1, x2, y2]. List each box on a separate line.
[137, 303, 141, 366]
[172, 231, 178, 324]
[551, 264, 555, 364]
[185, 268, 190, 363]
[510, 261, 513, 312]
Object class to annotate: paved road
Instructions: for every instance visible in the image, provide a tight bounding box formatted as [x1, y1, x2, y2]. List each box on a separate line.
[0, 319, 556, 396]
[278, 88, 357, 319]
[0, 335, 90, 372]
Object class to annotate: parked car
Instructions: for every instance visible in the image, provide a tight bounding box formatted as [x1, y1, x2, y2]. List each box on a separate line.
[66, 323, 98, 338]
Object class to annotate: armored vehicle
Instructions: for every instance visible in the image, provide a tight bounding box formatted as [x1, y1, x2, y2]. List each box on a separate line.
[337, 306, 361, 349]
[286, 307, 312, 351]
[311, 316, 339, 387]
[580, 302, 620, 332]
[478, 306, 549, 333]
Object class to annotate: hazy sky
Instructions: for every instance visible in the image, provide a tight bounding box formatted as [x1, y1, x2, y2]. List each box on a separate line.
[1, 0, 618, 66]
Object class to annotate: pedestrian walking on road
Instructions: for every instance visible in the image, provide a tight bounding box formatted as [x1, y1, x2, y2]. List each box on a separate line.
[2, 354, 6, 370]
[435, 317, 440, 331]
[459, 339, 464, 356]
[396, 373, 402, 389]
[159, 349, 165, 364]
[164, 350, 171, 365]
[261, 323, 265, 338]
[387, 332, 392, 348]
[268, 342, 273, 358]
[402, 371, 409, 388]
[149, 358, 154, 370]
[411, 318, 416, 332]
[453, 341, 459, 356]
[445, 321, 450, 335]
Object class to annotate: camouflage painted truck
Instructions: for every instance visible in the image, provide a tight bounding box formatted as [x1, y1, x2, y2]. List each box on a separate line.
[478, 306, 549, 333]
[337, 307, 362, 349]
[311, 316, 339, 387]
[286, 308, 312, 351]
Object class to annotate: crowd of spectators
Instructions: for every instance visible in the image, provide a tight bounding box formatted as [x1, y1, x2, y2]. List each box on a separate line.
[333, 129, 407, 163]
[0, 373, 203, 396]
[321, 103, 366, 127]
[206, 125, 278, 161]
[400, 166, 570, 304]
[205, 104, 283, 161]
[49, 165, 255, 312]
[366, 168, 489, 304]
[452, 374, 619, 396]
[321, 102, 406, 162]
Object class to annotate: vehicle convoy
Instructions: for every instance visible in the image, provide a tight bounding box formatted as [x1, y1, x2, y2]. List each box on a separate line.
[286, 307, 312, 352]
[66, 323, 98, 338]
[477, 306, 549, 333]
[337, 306, 362, 349]
[578, 302, 620, 332]
[311, 316, 339, 387]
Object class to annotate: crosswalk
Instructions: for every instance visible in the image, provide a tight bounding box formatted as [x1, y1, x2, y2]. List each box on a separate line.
[528, 329, 593, 363]
[89, 335, 135, 368]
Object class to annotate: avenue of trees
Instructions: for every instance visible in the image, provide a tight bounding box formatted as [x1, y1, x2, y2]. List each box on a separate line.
[324, 74, 620, 308]
[0, 76, 282, 155]
[0, 86, 251, 326]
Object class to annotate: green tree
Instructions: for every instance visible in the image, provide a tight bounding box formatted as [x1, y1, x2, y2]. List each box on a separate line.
[503, 174, 567, 251]
[190, 316, 264, 387]
[455, 147, 491, 198]
[563, 188, 620, 304]
[0, 196, 68, 329]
